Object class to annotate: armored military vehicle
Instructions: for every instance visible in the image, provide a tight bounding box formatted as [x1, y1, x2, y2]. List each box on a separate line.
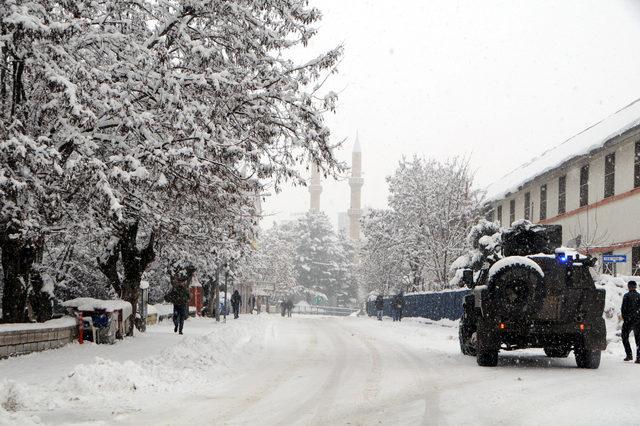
[458, 222, 606, 368]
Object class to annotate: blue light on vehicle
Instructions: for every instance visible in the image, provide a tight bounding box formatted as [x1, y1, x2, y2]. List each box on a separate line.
[556, 252, 568, 264]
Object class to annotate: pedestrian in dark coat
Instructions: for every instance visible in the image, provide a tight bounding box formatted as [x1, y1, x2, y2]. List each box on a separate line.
[285, 299, 294, 317]
[165, 285, 190, 334]
[393, 291, 405, 322]
[231, 290, 242, 319]
[375, 294, 384, 321]
[621, 280, 640, 362]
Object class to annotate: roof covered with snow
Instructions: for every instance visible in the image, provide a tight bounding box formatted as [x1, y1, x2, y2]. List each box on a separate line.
[486, 98, 640, 202]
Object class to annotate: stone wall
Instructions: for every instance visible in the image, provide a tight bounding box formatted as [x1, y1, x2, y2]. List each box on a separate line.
[0, 318, 78, 359]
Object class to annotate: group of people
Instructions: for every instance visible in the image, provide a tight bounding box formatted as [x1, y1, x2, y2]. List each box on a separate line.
[374, 291, 405, 321]
[280, 299, 294, 317]
[164, 287, 245, 334]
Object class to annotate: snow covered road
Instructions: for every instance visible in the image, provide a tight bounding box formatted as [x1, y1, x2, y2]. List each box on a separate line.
[1, 315, 638, 425]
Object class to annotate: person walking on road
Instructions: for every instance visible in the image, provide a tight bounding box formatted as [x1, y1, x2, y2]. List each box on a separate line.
[285, 298, 294, 317]
[375, 294, 384, 321]
[231, 290, 242, 319]
[392, 291, 405, 322]
[621, 280, 640, 363]
[165, 284, 190, 334]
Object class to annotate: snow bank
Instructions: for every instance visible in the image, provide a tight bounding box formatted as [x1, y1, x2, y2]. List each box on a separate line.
[0, 317, 268, 423]
[61, 298, 133, 319]
[594, 274, 636, 341]
[150, 303, 174, 316]
[487, 256, 544, 281]
[486, 97, 640, 201]
[0, 317, 76, 333]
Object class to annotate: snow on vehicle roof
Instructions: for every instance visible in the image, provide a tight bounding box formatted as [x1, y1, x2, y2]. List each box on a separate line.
[61, 298, 133, 318]
[485, 97, 640, 202]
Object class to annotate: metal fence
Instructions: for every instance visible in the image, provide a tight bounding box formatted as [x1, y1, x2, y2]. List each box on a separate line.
[366, 289, 470, 321]
[292, 305, 359, 317]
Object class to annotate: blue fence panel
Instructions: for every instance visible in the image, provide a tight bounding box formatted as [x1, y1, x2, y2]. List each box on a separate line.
[367, 289, 470, 321]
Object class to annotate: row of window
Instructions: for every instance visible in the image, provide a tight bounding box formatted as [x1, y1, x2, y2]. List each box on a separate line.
[490, 141, 640, 225]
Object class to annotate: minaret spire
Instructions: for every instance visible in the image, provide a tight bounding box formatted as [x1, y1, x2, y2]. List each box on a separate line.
[309, 162, 322, 213]
[348, 133, 364, 240]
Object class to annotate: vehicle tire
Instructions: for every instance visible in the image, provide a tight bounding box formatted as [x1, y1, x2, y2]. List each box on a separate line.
[477, 349, 499, 367]
[459, 310, 477, 356]
[487, 261, 544, 320]
[544, 346, 571, 358]
[575, 346, 601, 369]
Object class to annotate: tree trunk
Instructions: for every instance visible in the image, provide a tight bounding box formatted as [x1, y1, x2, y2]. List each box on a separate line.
[119, 222, 155, 336]
[0, 232, 44, 323]
[97, 222, 155, 336]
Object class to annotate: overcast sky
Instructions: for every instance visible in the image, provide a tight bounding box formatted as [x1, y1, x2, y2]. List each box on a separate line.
[261, 0, 640, 229]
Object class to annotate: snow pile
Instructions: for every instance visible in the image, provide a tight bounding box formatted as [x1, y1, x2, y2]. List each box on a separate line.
[594, 274, 637, 340]
[487, 256, 544, 281]
[150, 303, 174, 316]
[61, 298, 133, 319]
[486, 97, 640, 201]
[0, 317, 267, 422]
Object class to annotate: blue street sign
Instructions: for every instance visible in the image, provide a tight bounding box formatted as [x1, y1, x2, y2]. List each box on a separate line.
[603, 254, 626, 263]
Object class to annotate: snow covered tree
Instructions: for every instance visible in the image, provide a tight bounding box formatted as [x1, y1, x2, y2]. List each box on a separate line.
[359, 157, 482, 292]
[360, 209, 410, 294]
[291, 212, 338, 303]
[0, 0, 343, 325]
[236, 222, 298, 301]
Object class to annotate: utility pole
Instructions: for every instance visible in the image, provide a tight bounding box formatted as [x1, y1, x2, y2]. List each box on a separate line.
[223, 262, 228, 323]
[214, 264, 221, 322]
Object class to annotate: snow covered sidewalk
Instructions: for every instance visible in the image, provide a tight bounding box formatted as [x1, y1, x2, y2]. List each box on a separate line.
[1, 314, 639, 425]
[0, 316, 268, 425]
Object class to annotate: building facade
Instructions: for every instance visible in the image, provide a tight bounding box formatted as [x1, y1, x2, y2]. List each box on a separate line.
[485, 102, 640, 276]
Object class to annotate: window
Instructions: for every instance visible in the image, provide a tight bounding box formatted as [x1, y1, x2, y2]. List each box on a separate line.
[602, 251, 616, 276]
[579, 164, 589, 207]
[604, 153, 615, 198]
[635, 141, 640, 188]
[633, 246, 640, 276]
[539, 184, 547, 221]
[509, 199, 515, 225]
[497, 205, 503, 226]
[524, 192, 531, 220]
[558, 175, 566, 214]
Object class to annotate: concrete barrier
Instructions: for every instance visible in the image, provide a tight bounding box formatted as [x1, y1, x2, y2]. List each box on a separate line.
[0, 317, 78, 359]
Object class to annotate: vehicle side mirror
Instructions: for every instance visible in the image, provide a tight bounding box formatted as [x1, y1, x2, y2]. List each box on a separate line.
[462, 269, 474, 288]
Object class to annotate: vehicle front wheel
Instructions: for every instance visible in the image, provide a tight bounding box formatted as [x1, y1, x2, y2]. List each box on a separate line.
[575, 346, 601, 369]
[459, 310, 477, 356]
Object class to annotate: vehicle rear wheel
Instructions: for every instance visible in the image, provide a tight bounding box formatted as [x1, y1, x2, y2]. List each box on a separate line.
[575, 346, 601, 369]
[477, 349, 499, 367]
[544, 345, 571, 358]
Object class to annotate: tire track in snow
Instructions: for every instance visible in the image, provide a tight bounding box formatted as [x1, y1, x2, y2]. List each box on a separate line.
[217, 319, 318, 423]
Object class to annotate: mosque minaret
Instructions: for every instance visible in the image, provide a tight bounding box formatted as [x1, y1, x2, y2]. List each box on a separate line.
[348, 135, 364, 241]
